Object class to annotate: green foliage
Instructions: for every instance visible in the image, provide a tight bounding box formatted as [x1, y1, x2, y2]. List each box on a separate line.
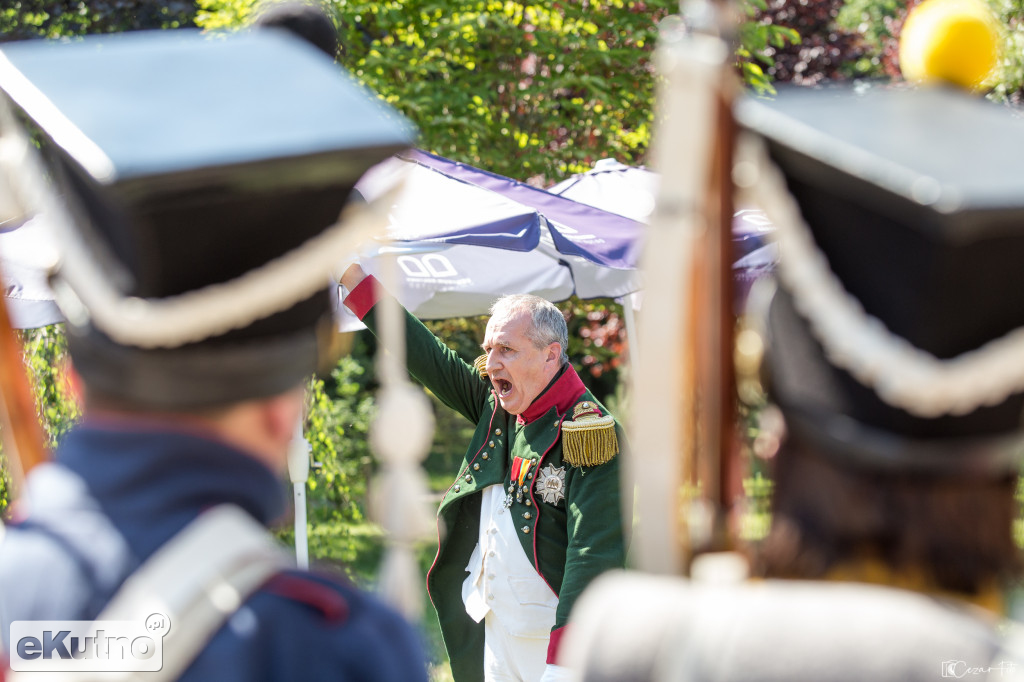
[0, 325, 82, 516]
[197, 0, 674, 183]
[276, 355, 378, 568]
[986, 0, 1024, 104]
[20, 326, 81, 447]
[195, 0, 258, 31]
[424, 315, 489, 367]
[748, 0, 872, 85]
[339, 0, 677, 183]
[740, 472, 773, 541]
[0, 453, 8, 517]
[735, 0, 802, 94]
[0, 1, 196, 41]
[835, 0, 1024, 101]
[560, 297, 626, 403]
[834, 0, 904, 78]
[304, 356, 375, 527]
[196, 0, 794, 183]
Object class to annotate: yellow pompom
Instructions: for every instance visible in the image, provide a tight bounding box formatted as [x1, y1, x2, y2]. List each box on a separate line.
[899, 0, 1001, 91]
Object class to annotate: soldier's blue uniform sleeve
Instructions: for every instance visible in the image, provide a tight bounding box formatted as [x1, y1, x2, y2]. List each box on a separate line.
[183, 570, 429, 681]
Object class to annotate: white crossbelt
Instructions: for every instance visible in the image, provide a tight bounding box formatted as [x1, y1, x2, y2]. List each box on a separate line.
[7, 504, 291, 681]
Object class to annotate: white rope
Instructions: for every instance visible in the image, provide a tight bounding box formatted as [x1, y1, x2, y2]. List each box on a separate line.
[7, 105, 399, 349]
[737, 133, 1024, 418]
[0, 77, 400, 349]
[48, 191, 396, 348]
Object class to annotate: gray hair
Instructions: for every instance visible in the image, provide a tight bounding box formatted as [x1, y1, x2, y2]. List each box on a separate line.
[489, 294, 569, 366]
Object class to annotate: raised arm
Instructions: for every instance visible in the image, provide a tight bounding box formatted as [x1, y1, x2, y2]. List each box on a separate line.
[341, 264, 492, 424]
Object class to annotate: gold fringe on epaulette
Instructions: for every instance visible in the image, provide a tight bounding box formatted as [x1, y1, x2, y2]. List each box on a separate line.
[473, 354, 488, 378]
[562, 402, 618, 467]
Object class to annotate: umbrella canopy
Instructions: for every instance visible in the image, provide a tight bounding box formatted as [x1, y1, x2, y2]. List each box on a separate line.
[1, 217, 62, 329]
[3, 156, 778, 331]
[548, 158, 658, 223]
[549, 158, 778, 306]
[340, 150, 647, 331]
[2, 152, 650, 333]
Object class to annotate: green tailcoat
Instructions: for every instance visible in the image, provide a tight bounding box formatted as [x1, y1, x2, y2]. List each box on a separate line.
[351, 283, 626, 682]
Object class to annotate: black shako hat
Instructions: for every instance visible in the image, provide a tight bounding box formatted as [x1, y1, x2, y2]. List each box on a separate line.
[0, 28, 414, 410]
[734, 84, 1024, 476]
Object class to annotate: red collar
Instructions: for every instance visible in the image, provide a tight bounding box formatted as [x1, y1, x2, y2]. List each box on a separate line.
[516, 365, 586, 425]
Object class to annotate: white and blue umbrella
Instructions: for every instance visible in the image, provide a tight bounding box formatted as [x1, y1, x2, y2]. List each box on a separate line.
[549, 157, 778, 305]
[0, 216, 62, 329]
[340, 149, 647, 330]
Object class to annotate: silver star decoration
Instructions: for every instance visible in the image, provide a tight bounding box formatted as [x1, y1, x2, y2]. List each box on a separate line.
[535, 464, 566, 505]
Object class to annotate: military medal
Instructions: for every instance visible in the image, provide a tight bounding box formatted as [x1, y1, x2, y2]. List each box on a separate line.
[516, 459, 533, 503]
[535, 464, 567, 505]
[504, 456, 522, 508]
[505, 456, 535, 507]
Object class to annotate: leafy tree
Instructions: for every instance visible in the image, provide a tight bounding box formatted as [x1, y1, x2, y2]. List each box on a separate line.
[305, 357, 374, 527]
[198, 0, 797, 184]
[197, 0, 674, 184]
[0, 325, 82, 517]
[284, 357, 377, 566]
[990, 0, 1024, 103]
[835, 0, 1024, 103]
[749, 0, 870, 84]
[20, 326, 81, 447]
[0, 0, 196, 41]
[834, 0, 905, 79]
[736, 0, 802, 93]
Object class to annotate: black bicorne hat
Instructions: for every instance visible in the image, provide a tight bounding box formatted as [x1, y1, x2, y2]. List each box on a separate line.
[0, 29, 415, 409]
[735, 84, 1024, 475]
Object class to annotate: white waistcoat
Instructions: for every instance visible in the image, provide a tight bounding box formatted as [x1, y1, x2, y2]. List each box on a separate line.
[462, 484, 558, 639]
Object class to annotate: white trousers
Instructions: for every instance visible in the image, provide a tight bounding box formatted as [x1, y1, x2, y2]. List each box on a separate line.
[483, 612, 573, 682]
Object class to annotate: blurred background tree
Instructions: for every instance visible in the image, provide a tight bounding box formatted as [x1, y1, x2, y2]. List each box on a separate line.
[831, 0, 1024, 102]
[0, 0, 196, 38]
[197, 0, 798, 184]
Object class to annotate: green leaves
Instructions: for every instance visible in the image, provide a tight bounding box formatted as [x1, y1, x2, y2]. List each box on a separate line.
[0, 325, 81, 517]
[198, 0, 671, 182]
[191, 0, 795, 183]
[832, 0, 1024, 101]
[0, 1, 197, 40]
[19, 326, 80, 448]
[304, 357, 374, 529]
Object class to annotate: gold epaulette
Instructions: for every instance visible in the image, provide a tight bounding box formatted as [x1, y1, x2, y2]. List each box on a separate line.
[562, 401, 618, 467]
[473, 354, 488, 378]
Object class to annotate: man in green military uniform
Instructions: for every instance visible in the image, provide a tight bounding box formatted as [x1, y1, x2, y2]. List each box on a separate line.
[341, 264, 626, 682]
